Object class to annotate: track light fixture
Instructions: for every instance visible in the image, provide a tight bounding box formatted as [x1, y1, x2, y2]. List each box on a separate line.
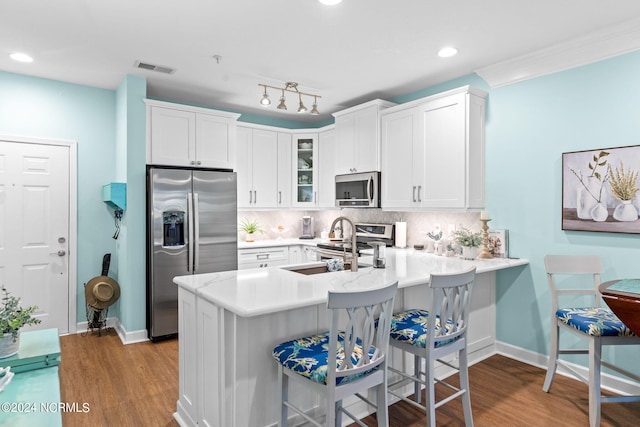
[258, 82, 320, 115]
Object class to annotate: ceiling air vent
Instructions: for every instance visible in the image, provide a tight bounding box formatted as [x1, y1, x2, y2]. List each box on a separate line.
[134, 60, 175, 75]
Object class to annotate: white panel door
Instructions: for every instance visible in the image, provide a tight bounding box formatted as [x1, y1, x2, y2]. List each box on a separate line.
[0, 140, 70, 333]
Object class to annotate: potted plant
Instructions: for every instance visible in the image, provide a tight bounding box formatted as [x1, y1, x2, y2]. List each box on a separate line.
[608, 161, 639, 221]
[238, 218, 265, 242]
[0, 287, 41, 358]
[453, 227, 483, 259]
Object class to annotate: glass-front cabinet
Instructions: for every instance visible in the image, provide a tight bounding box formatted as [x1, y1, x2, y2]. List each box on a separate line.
[292, 133, 318, 207]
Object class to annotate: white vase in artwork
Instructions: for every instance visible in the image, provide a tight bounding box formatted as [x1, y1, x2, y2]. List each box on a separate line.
[613, 200, 638, 222]
[590, 202, 608, 222]
[461, 246, 478, 260]
[576, 176, 601, 220]
[0, 332, 20, 359]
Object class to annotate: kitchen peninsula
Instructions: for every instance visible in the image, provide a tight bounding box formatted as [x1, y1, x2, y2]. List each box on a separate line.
[173, 248, 528, 427]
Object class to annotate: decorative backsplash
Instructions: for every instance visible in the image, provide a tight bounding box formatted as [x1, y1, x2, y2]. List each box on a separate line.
[237, 208, 483, 248]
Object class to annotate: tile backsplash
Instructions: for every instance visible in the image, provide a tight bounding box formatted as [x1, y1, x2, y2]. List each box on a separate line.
[237, 209, 482, 247]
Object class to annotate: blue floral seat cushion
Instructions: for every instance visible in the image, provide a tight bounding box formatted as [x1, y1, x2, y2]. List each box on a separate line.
[272, 332, 378, 386]
[390, 309, 457, 348]
[556, 307, 635, 337]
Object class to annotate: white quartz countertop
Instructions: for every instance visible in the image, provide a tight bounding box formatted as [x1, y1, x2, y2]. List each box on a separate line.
[174, 248, 529, 318]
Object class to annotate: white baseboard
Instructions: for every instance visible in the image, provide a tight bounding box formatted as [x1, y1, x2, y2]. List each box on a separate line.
[75, 317, 149, 345]
[496, 341, 640, 396]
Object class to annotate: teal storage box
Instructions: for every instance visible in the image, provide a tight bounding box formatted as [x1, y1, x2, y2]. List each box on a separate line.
[103, 182, 126, 211]
[0, 328, 61, 373]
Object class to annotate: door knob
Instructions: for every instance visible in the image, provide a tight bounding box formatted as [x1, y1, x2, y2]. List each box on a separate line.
[50, 250, 66, 256]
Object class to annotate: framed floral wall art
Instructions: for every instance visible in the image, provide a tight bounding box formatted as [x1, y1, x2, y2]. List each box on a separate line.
[562, 145, 640, 234]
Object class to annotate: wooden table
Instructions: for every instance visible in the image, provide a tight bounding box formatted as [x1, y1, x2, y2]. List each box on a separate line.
[600, 279, 640, 336]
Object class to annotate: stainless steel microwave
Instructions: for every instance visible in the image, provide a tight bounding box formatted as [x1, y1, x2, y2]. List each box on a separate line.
[335, 171, 380, 208]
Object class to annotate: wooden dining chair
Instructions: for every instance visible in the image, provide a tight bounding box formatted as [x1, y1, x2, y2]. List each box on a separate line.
[387, 267, 476, 427]
[272, 281, 398, 426]
[543, 254, 640, 427]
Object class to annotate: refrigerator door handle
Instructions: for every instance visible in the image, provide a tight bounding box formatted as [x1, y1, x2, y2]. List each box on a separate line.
[187, 193, 194, 272]
[193, 193, 200, 273]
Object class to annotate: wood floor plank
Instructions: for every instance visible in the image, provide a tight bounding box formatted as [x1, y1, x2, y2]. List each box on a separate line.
[57, 331, 640, 426]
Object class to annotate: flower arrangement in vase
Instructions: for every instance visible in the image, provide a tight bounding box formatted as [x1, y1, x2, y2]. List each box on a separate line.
[426, 227, 442, 254]
[238, 218, 265, 242]
[608, 161, 639, 221]
[453, 227, 483, 259]
[569, 150, 610, 221]
[0, 287, 41, 358]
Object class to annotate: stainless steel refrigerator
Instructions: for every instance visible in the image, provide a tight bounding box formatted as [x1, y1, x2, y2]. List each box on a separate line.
[147, 166, 237, 341]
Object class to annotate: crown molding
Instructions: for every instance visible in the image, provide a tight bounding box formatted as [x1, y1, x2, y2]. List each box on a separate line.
[475, 18, 640, 88]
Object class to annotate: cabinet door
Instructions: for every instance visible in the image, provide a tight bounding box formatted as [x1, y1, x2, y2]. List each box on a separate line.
[251, 130, 279, 208]
[333, 114, 355, 175]
[277, 133, 292, 207]
[150, 107, 195, 167]
[195, 113, 234, 169]
[236, 127, 253, 208]
[418, 94, 466, 208]
[318, 129, 336, 208]
[381, 108, 418, 208]
[292, 134, 319, 207]
[353, 106, 379, 173]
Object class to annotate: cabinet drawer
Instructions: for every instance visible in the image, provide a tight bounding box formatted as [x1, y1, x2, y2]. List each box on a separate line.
[238, 247, 289, 264]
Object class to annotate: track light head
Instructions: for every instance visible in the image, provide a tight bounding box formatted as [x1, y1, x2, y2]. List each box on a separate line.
[259, 86, 271, 106]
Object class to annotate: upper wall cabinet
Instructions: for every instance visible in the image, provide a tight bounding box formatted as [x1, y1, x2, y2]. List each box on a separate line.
[292, 133, 319, 207]
[236, 127, 280, 208]
[381, 86, 487, 210]
[332, 100, 396, 175]
[317, 127, 336, 208]
[145, 99, 240, 169]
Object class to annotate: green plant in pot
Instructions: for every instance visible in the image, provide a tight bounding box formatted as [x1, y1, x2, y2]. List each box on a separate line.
[238, 218, 265, 242]
[453, 227, 483, 259]
[0, 286, 41, 358]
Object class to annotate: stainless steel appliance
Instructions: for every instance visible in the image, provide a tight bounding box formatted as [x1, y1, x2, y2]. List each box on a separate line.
[300, 215, 314, 239]
[335, 171, 381, 208]
[316, 222, 393, 260]
[147, 166, 237, 341]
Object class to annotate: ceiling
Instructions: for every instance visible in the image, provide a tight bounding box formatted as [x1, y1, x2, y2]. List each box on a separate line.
[2, 1, 640, 124]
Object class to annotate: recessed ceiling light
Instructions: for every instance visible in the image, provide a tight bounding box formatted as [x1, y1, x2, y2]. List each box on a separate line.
[10, 52, 33, 63]
[438, 47, 458, 58]
[319, 0, 342, 5]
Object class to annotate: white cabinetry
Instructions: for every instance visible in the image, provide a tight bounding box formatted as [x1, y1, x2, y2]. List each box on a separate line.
[292, 133, 319, 207]
[332, 100, 395, 175]
[381, 86, 486, 210]
[238, 247, 290, 270]
[237, 127, 279, 208]
[145, 99, 240, 169]
[317, 128, 336, 208]
[277, 133, 292, 207]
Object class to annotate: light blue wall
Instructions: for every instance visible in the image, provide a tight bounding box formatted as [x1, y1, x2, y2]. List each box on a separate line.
[115, 75, 147, 332]
[489, 51, 640, 375]
[0, 70, 117, 326]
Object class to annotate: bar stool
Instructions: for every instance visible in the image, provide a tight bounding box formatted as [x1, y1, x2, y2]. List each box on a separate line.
[272, 281, 398, 426]
[387, 267, 476, 427]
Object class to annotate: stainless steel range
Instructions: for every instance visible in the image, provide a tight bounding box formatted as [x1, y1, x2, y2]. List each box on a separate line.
[316, 222, 394, 260]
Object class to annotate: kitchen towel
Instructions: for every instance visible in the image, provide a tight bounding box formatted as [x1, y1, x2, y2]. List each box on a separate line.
[395, 221, 407, 248]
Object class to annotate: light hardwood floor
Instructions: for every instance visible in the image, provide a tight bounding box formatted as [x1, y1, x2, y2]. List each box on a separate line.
[59, 330, 640, 426]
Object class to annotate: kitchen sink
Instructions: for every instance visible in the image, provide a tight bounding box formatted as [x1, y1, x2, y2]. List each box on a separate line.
[281, 261, 370, 275]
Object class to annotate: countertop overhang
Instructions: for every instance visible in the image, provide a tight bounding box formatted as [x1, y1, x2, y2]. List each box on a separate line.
[174, 248, 529, 318]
